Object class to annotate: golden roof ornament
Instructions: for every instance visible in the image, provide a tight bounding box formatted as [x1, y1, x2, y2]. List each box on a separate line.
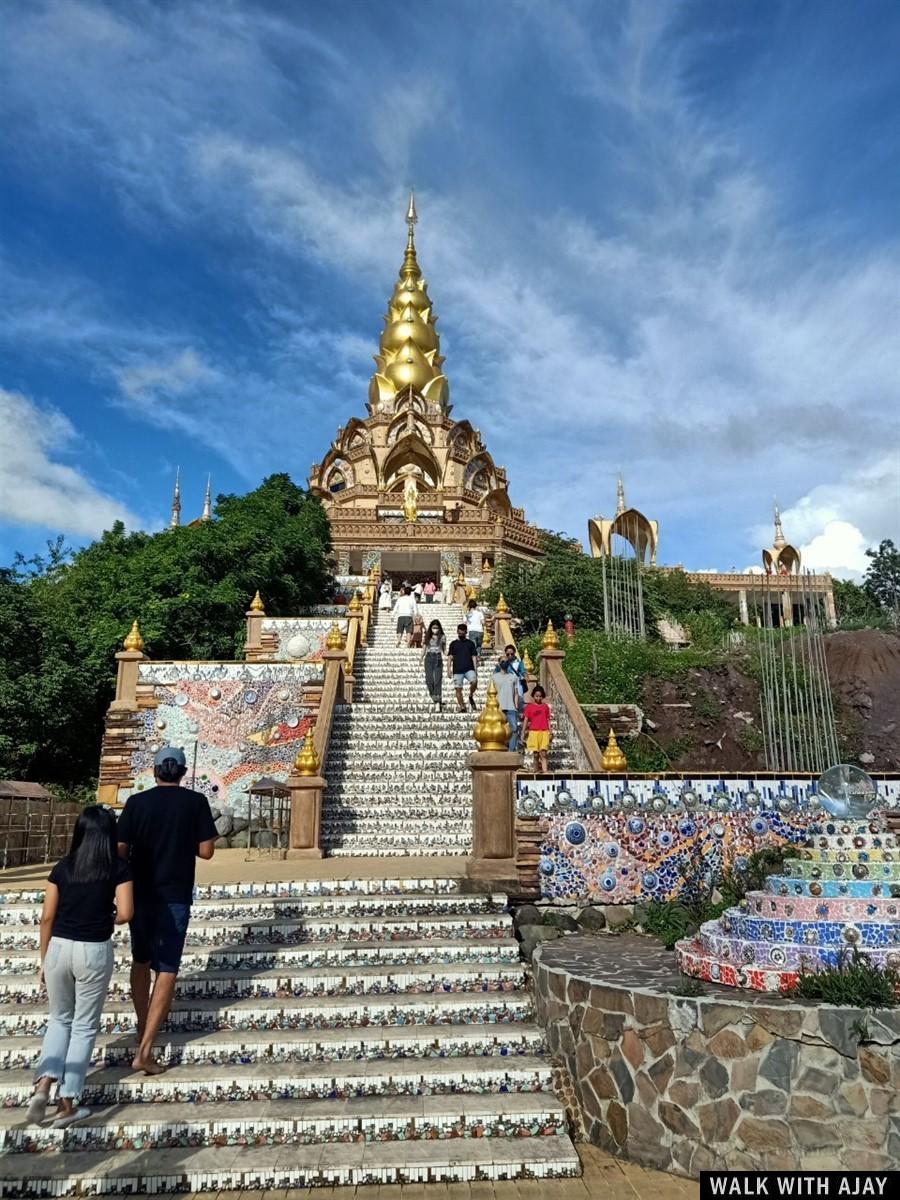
[495, 593, 509, 614]
[368, 193, 449, 413]
[293, 730, 320, 776]
[347, 591, 362, 614]
[123, 620, 144, 653]
[325, 622, 345, 650]
[601, 728, 627, 772]
[249, 590, 265, 614]
[541, 620, 560, 650]
[482, 558, 490, 571]
[473, 681, 512, 752]
[522, 648, 534, 673]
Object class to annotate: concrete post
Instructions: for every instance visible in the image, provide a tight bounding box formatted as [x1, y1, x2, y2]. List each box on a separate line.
[245, 607, 264, 657]
[738, 588, 749, 626]
[109, 650, 145, 713]
[467, 750, 520, 881]
[285, 773, 324, 857]
[538, 647, 564, 691]
[824, 587, 837, 628]
[781, 590, 793, 628]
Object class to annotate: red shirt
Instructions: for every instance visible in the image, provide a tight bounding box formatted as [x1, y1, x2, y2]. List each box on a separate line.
[523, 701, 550, 731]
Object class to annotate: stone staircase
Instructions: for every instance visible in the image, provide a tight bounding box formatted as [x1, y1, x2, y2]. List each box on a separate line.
[0, 876, 580, 1193]
[322, 603, 575, 857]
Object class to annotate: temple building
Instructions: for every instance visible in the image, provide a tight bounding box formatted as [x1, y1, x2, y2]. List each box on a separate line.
[587, 475, 659, 565]
[308, 194, 542, 584]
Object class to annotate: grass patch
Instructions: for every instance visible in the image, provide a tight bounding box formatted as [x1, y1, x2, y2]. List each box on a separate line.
[786, 950, 899, 1009]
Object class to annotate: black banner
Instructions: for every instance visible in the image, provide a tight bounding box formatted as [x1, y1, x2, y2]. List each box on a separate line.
[700, 1174, 896, 1200]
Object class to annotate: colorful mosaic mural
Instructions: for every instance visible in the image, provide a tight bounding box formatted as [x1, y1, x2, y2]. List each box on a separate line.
[259, 617, 348, 661]
[129, 663, 314, 815]
[515, 775, 900, 904]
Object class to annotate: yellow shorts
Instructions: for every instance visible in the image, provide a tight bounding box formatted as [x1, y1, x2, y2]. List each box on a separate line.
[526, 730, 551, 752]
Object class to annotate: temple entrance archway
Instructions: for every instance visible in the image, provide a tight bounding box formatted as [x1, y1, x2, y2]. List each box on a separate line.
[380, 549, 442, 587]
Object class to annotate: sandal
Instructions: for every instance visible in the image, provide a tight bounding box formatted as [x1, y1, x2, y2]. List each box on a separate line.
[27, 1091, 49, 1125]
[52, 1106, 90, 1129]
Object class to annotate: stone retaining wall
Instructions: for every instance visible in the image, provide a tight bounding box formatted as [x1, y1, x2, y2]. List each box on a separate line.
[534, 936, 899, 1176]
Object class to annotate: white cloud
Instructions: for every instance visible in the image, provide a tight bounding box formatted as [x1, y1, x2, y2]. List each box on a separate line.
[118, 348, 218, 399]
[0, 388, 141, 536]
[798, 521, 871, 580]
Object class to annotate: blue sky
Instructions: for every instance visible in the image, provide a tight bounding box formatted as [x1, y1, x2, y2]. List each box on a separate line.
[2, 0, 898, 577]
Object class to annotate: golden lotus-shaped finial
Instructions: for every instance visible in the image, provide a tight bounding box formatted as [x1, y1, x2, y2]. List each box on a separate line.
[601, 728, 627, 772]
[249, 590, 265, 613]
[482, 558, 490, 572]
[123, 620, 144, 652]
[495, 593, 509, 614]
[325, 622, 345, 650]
[482, 623, 493, 650]
[541, 620, 560, 650]
[523, 648, 534, 673]
[473, 681, 512, 752]
[293, 730, 320, 776]
[465, 585, 476, 601]
[347, 591, 362, 614]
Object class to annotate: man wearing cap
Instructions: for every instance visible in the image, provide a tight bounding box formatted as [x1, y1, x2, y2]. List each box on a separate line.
[117, 746, 217, 1074]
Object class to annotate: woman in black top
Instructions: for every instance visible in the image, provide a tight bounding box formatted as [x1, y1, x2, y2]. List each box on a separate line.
[28, 806, 133, 1127]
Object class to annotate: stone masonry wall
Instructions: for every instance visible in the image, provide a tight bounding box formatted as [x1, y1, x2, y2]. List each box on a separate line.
[534, 936, 899, 1176]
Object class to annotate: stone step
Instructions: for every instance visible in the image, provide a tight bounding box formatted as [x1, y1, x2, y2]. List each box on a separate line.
[0, 1052, 554, 1106]
[0, 1020, 548, 1070]
[0, 911, 512, 950]
[1, 1130, 581, 1193]
[325, 842, 470, 857]
[321, 820, 471, 838]
[1, 1092, 567, 1153]
[0, 989, 534, 1037]
[697, 926, 897, 973]
[0, 937, 521, 974]
[0, 892, 504, 926]
[0, 959, 526, 1002]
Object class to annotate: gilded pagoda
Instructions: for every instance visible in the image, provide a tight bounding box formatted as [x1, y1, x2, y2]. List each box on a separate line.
[309, 195, 542, 583]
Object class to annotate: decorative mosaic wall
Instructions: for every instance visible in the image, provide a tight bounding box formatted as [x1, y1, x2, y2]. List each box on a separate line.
[515, 776, 900, 904]
[129, 663, 314, 815]
[258, 617, 348, 661]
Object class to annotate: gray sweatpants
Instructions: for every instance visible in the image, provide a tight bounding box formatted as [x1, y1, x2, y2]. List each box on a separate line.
[34, 936, 114, 1100]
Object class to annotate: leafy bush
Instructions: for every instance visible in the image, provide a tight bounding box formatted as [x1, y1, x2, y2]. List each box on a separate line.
[787, 949, 899, 1009]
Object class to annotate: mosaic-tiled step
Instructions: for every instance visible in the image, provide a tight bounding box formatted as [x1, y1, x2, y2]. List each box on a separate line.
[0, 912, 513, 950]
[0, 960, 525, 1002]
[1, 1092, 568, 1153]
[763, 877, 900, 898]
[697, 927, 899, 972]
[0, 937, 521, 976]
[779, 859, 900, 882]
[720, 911, 900, 950]
[807, 827, 898, 850]
[0, 989, 534, 1037]
[327, 841, 471, 858]
[675, 938, 797, 993]
[0, 1019, 548, 1070]
[0, 892, 504, 927]
[0, 1052, 555, 1107]
[321, 820, 471, 838]
[0, 1133, 581, 1195]
[744, 892, 900, 921]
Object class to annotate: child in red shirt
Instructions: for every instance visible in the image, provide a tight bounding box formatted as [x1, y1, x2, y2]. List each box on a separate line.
[521, 685, 552, 771]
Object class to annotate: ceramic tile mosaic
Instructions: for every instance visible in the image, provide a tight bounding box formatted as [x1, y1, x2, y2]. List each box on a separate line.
[126, 663, 316, 815]
[259, 617, 349, 661]
[677, 816, 900, 992]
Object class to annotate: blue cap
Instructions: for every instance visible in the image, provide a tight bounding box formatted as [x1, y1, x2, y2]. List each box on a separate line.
[153, 745, 186, 768]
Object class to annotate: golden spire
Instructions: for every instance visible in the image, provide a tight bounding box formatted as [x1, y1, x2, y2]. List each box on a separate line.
[249, 590, 265, 614]
[541, 619, 560, 650]
[368, 193, 449, 413]
[123, 620, 144, 653]
[522, 648, 534, 674]
[169, 467, 181, 529]
[325, 622, 345, 650]
[601, 728, 627, 772]
[201, 475, 212, 522]
[495, 593, 510, 615]
[773, 499, 786, 549]
[347, 591, 362, 614]
[293, 730, 320, 776]
[473, 681, 512, 751]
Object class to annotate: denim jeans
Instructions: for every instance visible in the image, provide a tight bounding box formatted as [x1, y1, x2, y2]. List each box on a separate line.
[35, 936, 114, 1100]
[503, 709, 519, 752]
[424, 652, 443, 702]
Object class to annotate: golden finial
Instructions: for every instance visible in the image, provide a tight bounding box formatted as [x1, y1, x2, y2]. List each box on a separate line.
[523, 648, 534, 673]
[325, 622, 345, 650]
[473, 681, 512, 752]
[482, 558, 490, 572]
[347, 591, 362, 614]
[249, 590, 265, 613]
[293, 730, 320, 776]
[482, 623, 493, 651]
[541, 620, 560, 650]
[123, 620, 144, 653]
[465, 585, 476, 601]
[495, 593, 509, 614]
[601, 728, 627, 772]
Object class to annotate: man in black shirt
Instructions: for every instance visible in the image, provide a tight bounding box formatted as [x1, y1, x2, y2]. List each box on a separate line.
[117, 746, 217, 1074]
[447, 623, 479, 712]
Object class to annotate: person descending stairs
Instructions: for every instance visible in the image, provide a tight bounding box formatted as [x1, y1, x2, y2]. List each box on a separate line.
[321, 602, 575, 857]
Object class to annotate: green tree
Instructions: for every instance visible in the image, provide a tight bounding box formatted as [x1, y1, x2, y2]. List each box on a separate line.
[864, 539, 900, 614]
[0, 474, 332, 788]
[832, 577, 886, 627]
[483, 532, 607, 633]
